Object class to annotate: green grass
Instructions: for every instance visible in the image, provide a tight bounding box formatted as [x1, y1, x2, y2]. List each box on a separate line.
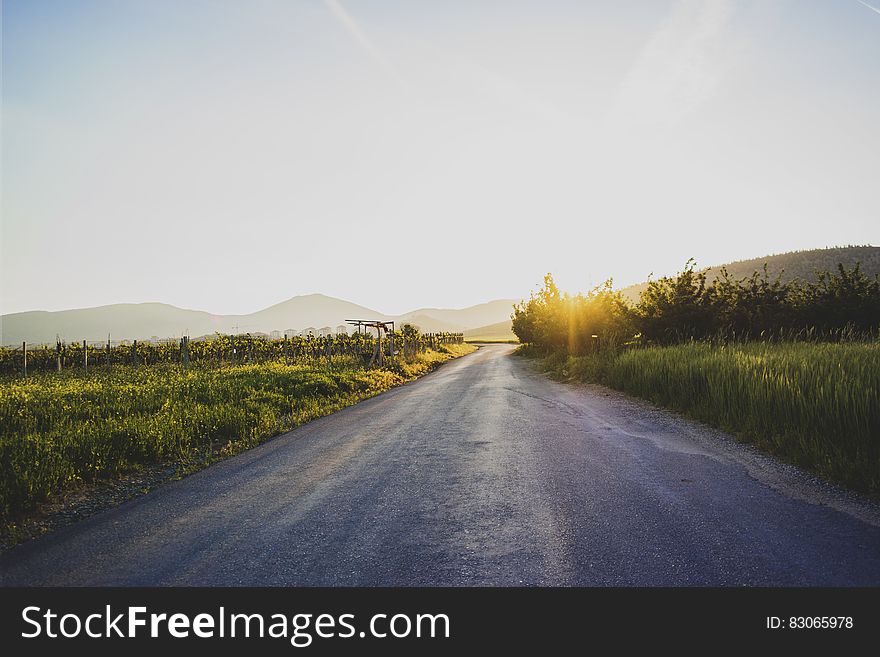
[465, 338, 519, 344]
[533, 342, 880, 497]
[0, 344, 475, 524]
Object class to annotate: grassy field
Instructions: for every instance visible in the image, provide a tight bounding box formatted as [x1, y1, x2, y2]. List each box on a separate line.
[0, 344, 475, 524]
[536, 342, 880, 497]
[465, 338, 519, 344]
[463, 320, 517, 343]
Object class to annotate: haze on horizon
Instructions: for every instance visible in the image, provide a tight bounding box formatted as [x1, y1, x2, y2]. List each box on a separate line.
[2, 0, 879, 317]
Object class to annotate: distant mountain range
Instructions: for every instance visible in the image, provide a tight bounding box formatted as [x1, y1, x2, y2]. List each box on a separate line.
[4, 246, 876, 346]
[0, 294, 519, 345]
[464, 320, 517, 341]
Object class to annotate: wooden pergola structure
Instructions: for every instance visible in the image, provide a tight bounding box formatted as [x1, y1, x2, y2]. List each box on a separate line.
[345, 319, 395, 366]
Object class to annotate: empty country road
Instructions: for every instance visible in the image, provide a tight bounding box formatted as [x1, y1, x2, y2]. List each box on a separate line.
[2, 345, 879, 586]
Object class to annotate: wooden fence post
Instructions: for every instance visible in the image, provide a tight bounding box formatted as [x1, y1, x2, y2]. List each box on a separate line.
[132, 339, 138, 366]
[83, 339, 88, 372]
[377, 327, 384, 366]
[22, 341, 27, 377]
[56, 340, 62, 372]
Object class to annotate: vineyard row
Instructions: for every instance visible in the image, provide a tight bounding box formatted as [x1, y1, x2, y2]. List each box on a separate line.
[0, 331, 465, 376]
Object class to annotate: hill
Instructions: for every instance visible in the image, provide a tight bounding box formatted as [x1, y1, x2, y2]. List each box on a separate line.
[619, 246, 880, 303]
[464, 320, 518, 342]
[0, 295, 518, 345]
[397, 300, 518, 333]
[0, 303, 223, 346]
[397, 314, 465, 334]
[237, 294, 389, 334]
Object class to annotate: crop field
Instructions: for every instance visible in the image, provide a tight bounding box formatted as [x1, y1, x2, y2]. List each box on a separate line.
[0, 343, 475, 523]
[541, 342, 880, 496]
[0, 330, 466, 375]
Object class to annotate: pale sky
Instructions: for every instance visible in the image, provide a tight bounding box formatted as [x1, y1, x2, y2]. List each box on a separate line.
[2, 0, 879, 315]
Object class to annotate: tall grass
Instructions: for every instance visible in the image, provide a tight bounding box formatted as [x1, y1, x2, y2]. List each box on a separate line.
[538, 342, 880, 496]
[0, 344, 475, 522]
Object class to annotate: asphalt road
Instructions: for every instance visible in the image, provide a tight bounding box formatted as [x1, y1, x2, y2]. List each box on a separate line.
[2, 345, 879, 586]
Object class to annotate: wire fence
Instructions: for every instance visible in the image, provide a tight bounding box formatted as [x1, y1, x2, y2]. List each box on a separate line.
[0, 330, 465, 376]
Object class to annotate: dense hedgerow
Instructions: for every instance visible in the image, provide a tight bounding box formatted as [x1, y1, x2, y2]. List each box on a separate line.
[512, 261, 879, 352]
